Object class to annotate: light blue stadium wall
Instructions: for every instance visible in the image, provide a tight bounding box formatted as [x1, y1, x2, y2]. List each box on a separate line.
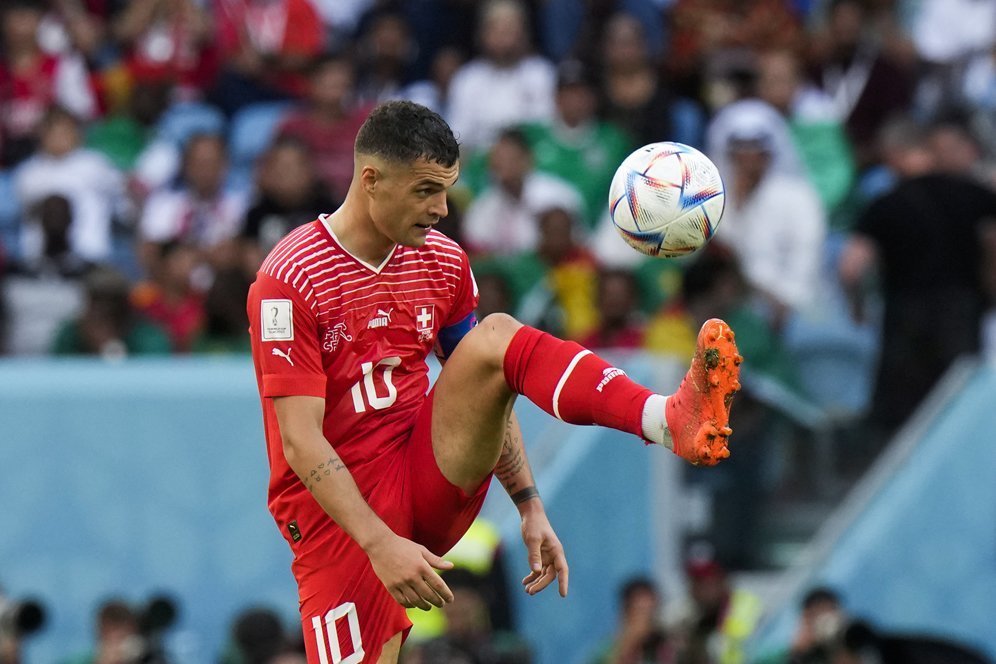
[752, 363, 996, 661]
[0, 358, 296, 663]
[1, 357, 672, 664]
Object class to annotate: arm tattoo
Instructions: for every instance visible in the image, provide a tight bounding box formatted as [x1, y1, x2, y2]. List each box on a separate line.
[302, 455, 346, 493]
[494, 423, 526, 493]
[511, 486, 540, 505]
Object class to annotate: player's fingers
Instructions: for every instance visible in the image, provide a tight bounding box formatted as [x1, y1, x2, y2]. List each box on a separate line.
[422, 548, 454, 572]
[405, 584, 434, 611]
[525, 565, 556, 595]
[526, 537, 543, 574]
[422, 571, 454, 605]
[393, 587, 414, 609]
[555, 553, 570, 597]
[521, 570, 541, 586]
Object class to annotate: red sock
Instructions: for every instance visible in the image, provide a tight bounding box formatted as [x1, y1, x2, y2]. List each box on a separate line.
[502, 326, 653, 437]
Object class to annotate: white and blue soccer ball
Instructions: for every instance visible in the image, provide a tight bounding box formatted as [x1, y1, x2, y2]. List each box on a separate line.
[608, 142, 725, 258]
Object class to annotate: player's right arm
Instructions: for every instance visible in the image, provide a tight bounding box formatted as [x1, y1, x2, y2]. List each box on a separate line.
[250, 269, 453, 611]
[274, 394, 455, 611]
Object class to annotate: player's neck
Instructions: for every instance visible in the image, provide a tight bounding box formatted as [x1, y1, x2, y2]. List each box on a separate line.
[326, 206, 396, 267]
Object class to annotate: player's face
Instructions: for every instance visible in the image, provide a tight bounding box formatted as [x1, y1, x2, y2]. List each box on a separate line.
[369, 157, 459, 248]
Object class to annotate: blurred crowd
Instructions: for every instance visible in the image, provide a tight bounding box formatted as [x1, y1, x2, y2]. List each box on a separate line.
[2, 0, 996, 660]
[1, 0, 994, 432]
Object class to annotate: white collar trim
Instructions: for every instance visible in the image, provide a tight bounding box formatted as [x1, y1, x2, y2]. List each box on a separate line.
[320, 213, 398, 275]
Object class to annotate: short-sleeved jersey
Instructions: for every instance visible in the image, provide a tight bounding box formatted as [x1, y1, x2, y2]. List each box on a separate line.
[248, 216, 478, 541]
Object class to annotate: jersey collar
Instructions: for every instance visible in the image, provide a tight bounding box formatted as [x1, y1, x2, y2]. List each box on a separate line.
[318, 214, 398, 275]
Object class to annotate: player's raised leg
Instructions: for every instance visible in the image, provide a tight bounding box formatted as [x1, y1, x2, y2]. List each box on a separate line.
[431, 313, 742, 494]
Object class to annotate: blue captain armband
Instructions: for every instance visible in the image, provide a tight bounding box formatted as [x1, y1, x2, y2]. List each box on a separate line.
[435, 312, 478, 359]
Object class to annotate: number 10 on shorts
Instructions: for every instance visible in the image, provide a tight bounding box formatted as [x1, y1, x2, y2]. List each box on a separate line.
[312, 602, 364, 663]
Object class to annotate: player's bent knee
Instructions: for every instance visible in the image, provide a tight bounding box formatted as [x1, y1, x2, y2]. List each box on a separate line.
[465, 313, 522, 364]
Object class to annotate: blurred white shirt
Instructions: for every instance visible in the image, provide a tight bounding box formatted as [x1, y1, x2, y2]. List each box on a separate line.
[15, 148, 125, 263]
[463, 171, 583, 256]
[447, 56, 556, 151]
[140, 188, 247, 248]
[716, 173, 826, 312]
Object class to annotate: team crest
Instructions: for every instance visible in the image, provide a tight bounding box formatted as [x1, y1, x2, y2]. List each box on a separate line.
[415, 304, 435, 343]
[322, 321, 352, 352]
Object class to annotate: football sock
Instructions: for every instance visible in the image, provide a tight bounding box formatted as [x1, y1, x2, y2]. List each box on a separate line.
[503, 326, 657, 439]
[641, 394, 672, 449]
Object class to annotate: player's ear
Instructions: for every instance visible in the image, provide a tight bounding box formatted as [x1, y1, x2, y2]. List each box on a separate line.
[359, 163, 380, 196]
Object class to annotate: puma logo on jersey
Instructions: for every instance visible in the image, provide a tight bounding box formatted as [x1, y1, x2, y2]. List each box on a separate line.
[272, 347, 294, 366]
[367, 307, 394, 329]
[596, 367, 626, 392]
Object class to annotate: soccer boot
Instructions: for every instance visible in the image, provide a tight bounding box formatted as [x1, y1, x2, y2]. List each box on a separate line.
[665, 318, 742, 466]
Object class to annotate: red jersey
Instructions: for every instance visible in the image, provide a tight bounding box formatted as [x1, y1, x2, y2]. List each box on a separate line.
[248, 217, 478, 544]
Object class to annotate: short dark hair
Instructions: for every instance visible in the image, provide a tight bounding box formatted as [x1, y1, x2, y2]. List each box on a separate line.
[802, 586, 841, 610]
[619, 576, 658, 611]
[354, 101, 459, 167]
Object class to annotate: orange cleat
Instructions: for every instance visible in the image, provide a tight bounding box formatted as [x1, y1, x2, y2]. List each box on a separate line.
[665, 318, 742, 466]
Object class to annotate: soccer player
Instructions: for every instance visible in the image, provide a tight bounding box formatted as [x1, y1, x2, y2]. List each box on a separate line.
[248, 101, 741, 663]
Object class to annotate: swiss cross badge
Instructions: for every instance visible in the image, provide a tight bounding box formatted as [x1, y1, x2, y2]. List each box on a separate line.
[415, 304, 434, 343]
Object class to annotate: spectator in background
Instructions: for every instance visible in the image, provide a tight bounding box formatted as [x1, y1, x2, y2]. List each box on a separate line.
[220, 607, 286, 664]
[15, 106, 126, 266]
[519, 59, 631, 230]
[473, 268, 515, 321]
[594, 12, 705, 151]
[755, 48, 856, 220]
[2, 194, 87, 355]
[446, 0, 555, 152]
[210, 0, 324, 115]
[807, 0, 915, 169]
[666, 0, 803, 98]
[586, 576, 674, 664]
[139, 133, 247, 276]
[504, 205, 598, 340]
[63, 598, 140, 664]
[354, 9, 415, 104]
[85, 80, 173, 174]
[52, 265, 170, 357]
[131, 241, 204, 352]
[463, 128, 583, 256]
[111, 0, 218, 101]
[277, 53, 372, 202]
[753, 587, 847, 664]
[710, 108, 826, 325]
[404, 568, 532, 664]
[911, 0, 996, 117]
[192, 267, 250, 353]
[0, 0, 98, 166]
[839, 117, 996, 435]
[679, 549, 762, 664]
[240, 136, 337, 269]
[578, 269, 645, 350]
[402, 45, 466, 118]
[926, 112, 996, 186]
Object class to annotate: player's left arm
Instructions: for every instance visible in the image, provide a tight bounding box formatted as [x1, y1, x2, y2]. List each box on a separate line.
[439, 248, 568, 597]
[437, 321, 568, 597]
[496, 413, 570, 598]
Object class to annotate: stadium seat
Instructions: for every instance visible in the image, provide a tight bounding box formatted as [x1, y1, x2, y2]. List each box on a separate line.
[155, 101, 227, 147]
[227, 101, 296, 189]
[0, 169, 23, 261]
[782, 313, 878, 418]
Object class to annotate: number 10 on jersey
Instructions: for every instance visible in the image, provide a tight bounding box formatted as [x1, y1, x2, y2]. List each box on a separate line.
[349, 356, 401, 413]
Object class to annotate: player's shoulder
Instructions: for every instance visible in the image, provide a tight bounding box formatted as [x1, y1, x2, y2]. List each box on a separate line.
[420, 230, 469, 265]
[258, 219, 333, 283]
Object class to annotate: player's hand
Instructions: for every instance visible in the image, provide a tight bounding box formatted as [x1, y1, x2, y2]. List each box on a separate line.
[365, 533, 454, 610]
[519, 502, 569, 597]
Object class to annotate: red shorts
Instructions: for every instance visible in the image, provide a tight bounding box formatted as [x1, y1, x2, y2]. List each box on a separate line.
[292, 390, 491, 663]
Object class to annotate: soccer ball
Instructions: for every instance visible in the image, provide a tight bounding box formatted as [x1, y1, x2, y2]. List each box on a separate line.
[608, 142, 725, 258]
